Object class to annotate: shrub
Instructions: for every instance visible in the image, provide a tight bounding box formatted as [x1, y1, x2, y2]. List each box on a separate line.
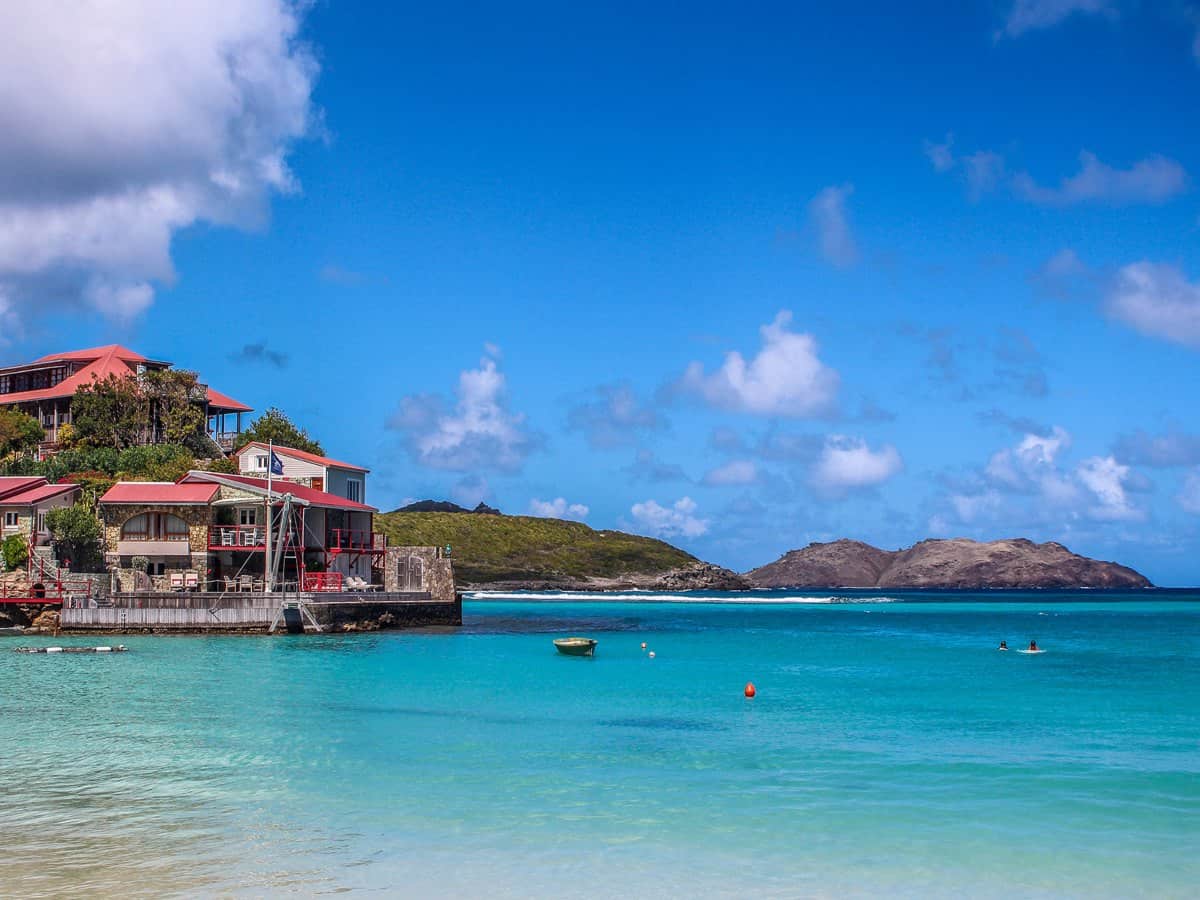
[45, 504, 104, 572]
[2, 533, 28, 571]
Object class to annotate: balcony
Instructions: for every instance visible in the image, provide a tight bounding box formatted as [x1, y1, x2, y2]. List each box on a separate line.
[210, 431, 242, 452]
[327, 529, 386, 553]
[208, 526, 266, 550]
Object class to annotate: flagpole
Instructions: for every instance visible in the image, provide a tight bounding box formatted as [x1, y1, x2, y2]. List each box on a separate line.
[265, 439, 273, 593]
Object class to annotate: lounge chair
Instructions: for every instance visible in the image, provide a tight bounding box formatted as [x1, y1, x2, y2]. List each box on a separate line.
[169, 573, 184, 591]
[184, 572, 199, 590]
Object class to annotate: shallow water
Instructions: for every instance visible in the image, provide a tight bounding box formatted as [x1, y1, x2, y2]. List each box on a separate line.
[1, 592, 1197, 897]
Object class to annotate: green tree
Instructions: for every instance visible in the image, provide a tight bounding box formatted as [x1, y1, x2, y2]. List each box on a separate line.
[45, 504, 103, 571]
[0, 407, 43, 457]
[143, 368, 207, 446]
[72, 374, 148, 449]
[240, 407, 324, 455]
[1, 533, 28, 571]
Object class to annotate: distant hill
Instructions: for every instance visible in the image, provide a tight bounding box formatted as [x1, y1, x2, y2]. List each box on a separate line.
[746, 538, 1152, 589]
[375, 510, 748, 590]
[393, 499, 503, 515]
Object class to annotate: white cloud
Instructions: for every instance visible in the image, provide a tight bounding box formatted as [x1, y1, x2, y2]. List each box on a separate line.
[1013, 152, 1188, 206]
[389, 348, 538, 472]
[529, 497, 589, 521]
[923, 134, 956, 172]
[676, 311, 840, 417]
[567, 384, 661, 449]
[1178, 469, 1200, 514]
[0, 1, 318, 323]
[1106, 262, 1200, 348]
[1076, 455, 1142, 521]
[964, 151, 1007, 201]
[808, 184, 858, 268]
[628, 497, 709, 539]
[811, 435, 903, 492]
[942, 428, 1147, 527]
[998, 0, 1115, 38]
[701, 459, 758, 487]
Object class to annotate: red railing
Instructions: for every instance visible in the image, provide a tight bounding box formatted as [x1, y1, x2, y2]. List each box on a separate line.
[303, 572, 343, 592]
[208, 525, 266, 550]
[327, 529, 385, 553]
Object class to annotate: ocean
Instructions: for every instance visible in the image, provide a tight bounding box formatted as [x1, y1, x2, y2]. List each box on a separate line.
[1, 590, 1197, 898]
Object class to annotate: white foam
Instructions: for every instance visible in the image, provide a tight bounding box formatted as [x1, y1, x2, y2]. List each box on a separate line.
[465, 591, 899, 604]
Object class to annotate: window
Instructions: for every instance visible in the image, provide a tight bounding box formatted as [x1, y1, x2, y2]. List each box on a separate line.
[346, 479, 362, 503]
[0, 375, 8, 394]
[120, 513, 190, 541]
[254, 455, 268, 470]
[3, 512, 18, 528]
[238, 507, 258, 526]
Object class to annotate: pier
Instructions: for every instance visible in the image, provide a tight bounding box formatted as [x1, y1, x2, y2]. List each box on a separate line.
[59, 590, 462, 633]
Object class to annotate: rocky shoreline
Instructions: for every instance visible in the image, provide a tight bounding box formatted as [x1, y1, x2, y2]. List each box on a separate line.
[464, 562, 751, 592]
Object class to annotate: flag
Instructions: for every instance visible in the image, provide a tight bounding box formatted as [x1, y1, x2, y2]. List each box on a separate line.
[270, 451, 284, 476]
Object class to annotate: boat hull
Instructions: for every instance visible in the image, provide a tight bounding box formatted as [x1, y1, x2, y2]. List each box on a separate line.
[553, 638, 597, 657]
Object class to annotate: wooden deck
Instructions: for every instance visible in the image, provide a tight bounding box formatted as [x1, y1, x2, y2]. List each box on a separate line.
[59, 590, 459, 632]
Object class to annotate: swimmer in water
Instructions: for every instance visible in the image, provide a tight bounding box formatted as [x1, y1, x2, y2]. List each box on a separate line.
[998, 640, 1008, 650]
[1028, 640, 1039, 652]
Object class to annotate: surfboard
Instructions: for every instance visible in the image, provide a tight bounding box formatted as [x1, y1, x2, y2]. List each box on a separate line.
[1016, 649, 1045, 654]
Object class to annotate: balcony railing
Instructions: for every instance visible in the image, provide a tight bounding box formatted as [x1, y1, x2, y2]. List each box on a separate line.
[210, 431, 242, 452]
[209, 526, 266, 550]
[327, 529, 385, 553]
[302, 572, 344, 592]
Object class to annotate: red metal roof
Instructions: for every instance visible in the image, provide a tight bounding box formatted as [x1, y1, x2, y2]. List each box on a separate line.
[185, 472, 376, 512]
[235, 441, 368, 473]
[0, 483, 80, 506]
[0, 345, 251, 414]
[0, 344, 143, 404]
[206, 387, 252, 413]
[0, 476, 49, 502]
[100, 482, 220, 505]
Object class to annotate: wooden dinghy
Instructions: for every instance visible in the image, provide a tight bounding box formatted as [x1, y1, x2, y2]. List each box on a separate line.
[553, 637, 598, 657]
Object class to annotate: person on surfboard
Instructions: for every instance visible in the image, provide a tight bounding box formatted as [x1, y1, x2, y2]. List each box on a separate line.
[998, 640, 1008, 650]
[1028, 640, 1038, 652]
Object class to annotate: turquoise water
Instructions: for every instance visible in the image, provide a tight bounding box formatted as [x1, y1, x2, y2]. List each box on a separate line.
[2, 591, 1198, 898]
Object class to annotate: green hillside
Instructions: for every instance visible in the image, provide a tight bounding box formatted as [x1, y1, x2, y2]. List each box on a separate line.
[374, 511, 697, 585]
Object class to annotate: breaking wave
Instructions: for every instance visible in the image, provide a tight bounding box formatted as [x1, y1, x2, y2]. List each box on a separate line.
[464, 591, 901, 604]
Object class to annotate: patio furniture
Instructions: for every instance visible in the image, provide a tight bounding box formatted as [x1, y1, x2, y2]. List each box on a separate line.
[220, 530, 235, 546]
[184, 572, 199, 590]
[238, 574, 253, 592]
[169, 573, 184, 591]
[222, 576, 237, 592]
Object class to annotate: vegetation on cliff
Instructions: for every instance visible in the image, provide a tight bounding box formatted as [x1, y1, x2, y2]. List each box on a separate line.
[374, 510, 698, 585]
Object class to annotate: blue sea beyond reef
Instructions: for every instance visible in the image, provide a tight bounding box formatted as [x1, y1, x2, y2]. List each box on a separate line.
[2, 590, 1198, 898]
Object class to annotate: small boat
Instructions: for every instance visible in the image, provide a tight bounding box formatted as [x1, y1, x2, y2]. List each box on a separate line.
[553, 637, 598, 657]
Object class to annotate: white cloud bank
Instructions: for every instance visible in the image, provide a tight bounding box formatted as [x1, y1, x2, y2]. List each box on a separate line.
[945, 427, 1145, 526]
[628, 497, 709, 539]
[389, 348, 538, 472]
[811, 436, 903, 492]
[529, 497, 589, 521]
[1013, 152, 1188, 206]
[0, 1, 318, 328]
[808, 184, 858, 268]
[676, 311, 840, 417]
[1106, 262, 1200, 349]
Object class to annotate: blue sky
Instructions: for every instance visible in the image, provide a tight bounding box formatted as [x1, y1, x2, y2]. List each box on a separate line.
[2, 1, 1200, 583]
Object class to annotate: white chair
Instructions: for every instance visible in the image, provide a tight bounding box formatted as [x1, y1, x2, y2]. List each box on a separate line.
[184, 572, 199, 590]
[169, 573, 184, 591]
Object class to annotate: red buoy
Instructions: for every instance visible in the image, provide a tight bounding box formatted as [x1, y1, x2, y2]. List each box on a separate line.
[744, 682, 756, 698]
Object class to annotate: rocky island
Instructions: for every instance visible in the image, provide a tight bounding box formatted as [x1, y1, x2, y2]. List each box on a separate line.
[746, 538, 1151, 589]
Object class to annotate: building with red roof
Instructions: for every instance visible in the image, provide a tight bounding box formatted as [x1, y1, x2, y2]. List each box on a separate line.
[0, 344, 251, 456]
[98, 469, 381, 591]
[0, 476, 81, 547]
[234, 441, 369, 504]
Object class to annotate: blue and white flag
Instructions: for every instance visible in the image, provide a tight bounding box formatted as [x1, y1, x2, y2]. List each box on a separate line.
[270, 451, 284, 476]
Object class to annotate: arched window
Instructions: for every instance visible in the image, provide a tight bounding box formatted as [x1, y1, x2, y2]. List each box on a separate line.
[121, 513, 190, 541]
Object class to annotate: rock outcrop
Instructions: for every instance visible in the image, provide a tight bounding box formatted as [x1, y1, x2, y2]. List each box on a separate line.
[746, 538, 1151, 589]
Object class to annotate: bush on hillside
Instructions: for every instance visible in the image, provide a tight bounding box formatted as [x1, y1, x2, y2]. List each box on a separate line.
[1, 533, 28, 572]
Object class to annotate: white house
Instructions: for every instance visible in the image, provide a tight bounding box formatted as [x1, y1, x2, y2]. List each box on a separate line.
[0, 476, 81, 547]
[234, 442, 368, 505]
